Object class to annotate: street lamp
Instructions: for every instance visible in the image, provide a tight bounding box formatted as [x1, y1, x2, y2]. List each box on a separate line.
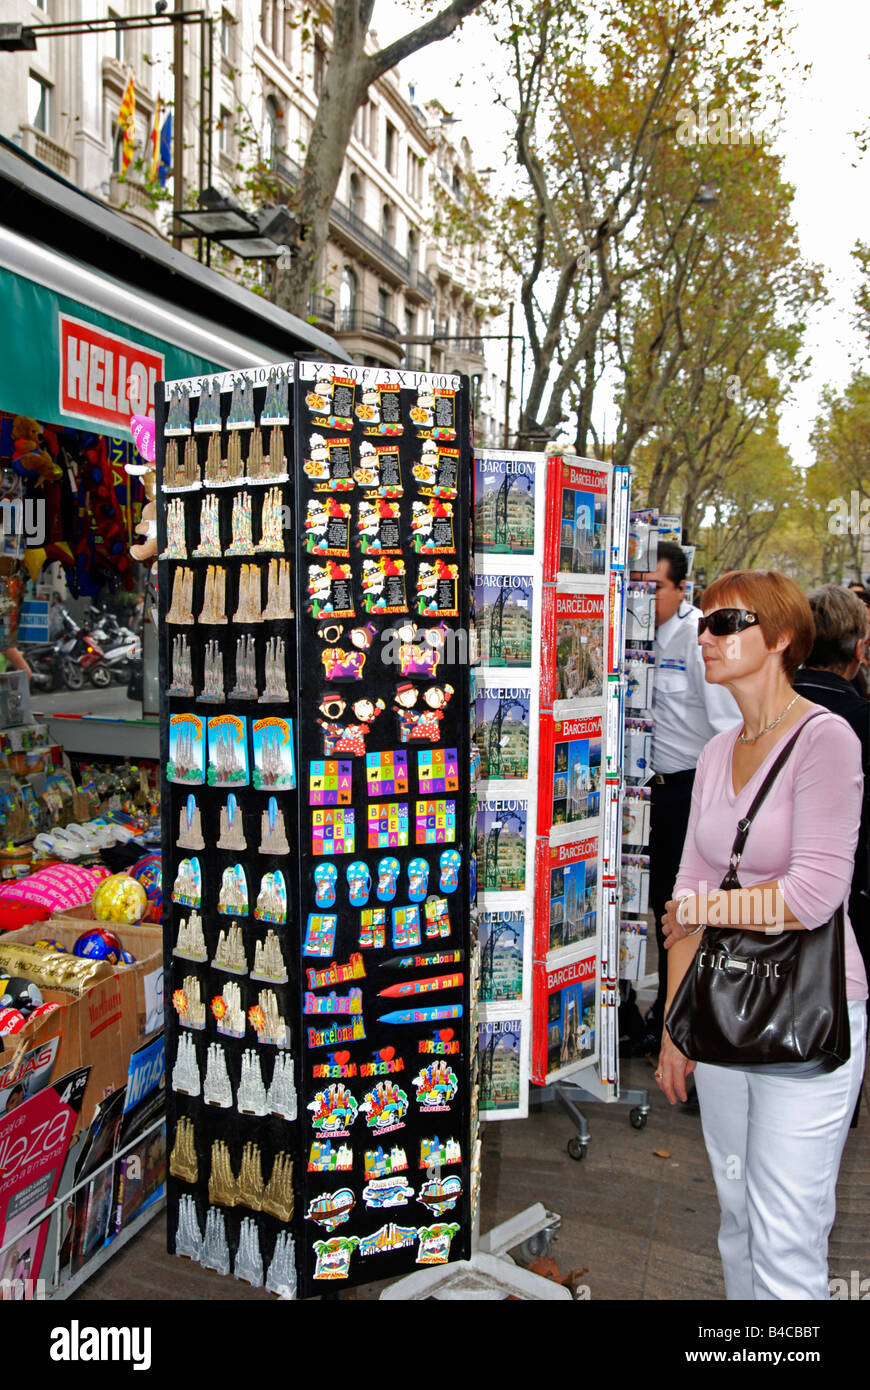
[174, 188, 299, 260]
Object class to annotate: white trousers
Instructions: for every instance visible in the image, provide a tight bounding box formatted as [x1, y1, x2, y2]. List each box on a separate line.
[694, 1000, 867, 1300]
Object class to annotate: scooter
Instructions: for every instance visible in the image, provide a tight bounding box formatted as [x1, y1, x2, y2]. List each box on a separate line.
[87, 629, 141, 686]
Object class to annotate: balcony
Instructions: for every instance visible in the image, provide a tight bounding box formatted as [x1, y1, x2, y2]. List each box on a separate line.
[108, 174, 159, 231]
[407, 266, 435, 301]
[19, 125, 72, 179]
[337, 310, 401, 341]
[309, 295, 336, 327]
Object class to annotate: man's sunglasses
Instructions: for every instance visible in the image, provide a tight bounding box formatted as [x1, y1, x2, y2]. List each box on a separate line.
[697, 608, 759, 637]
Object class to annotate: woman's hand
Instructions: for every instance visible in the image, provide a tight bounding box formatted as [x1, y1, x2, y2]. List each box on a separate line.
[655, 1027, 696, 1104]
[662, 896, 696, 949]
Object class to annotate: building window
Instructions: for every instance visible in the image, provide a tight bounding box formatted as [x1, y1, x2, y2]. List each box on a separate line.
[408, 226, 418, 267]
[340, 266, 358, 318]
[108, 9, 124, 62]
[385, 120, 397, 175]
[263, 95, 280, 167]
[381, 202, 394, 244]
[219, 106, 232, 156]
[378, 287, 391, 327]
[27, 74, 51, 134]
[348, 171, 362, 220]
[272, 0, 282, 58]
[313, 39, 326, 96]
[404, 308, 415, 339]
[221, 9, 234, 61]
[111, 119, 123, 173]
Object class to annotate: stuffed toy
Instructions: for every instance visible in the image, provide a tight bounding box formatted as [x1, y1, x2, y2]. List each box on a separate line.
[10, 417, 61, 484]
[128, 465, 157, 565]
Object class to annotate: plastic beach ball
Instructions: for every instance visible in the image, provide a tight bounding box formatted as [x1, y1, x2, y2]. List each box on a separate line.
[128, 853, 162, 924]
[73, 927, 128, 964]
[92, 872, 147, 925]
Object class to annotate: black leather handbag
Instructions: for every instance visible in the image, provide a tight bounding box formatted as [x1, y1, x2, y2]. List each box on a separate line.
[665, 713, 851, 1070]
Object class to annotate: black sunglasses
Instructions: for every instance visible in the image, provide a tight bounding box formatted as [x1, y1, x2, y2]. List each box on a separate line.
[697, 608, 760, 637]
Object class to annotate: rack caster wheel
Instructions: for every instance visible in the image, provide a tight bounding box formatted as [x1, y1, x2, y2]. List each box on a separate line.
[629, 1107, 647, 1130]
[566, 1136, 587, 1161]
[514, 1228, 554, 1264]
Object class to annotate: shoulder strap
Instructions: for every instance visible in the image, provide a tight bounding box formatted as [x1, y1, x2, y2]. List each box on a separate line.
[721, 710, 825, 889]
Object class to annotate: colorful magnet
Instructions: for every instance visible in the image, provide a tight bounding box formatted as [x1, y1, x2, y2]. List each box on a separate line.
[260, 797, 290, 855]
[412, 1061, 459, 1111]
[393, 683, 454, 743]
[417, 748, 459, 794]
[407, 857, 429, 902]
[380, 1006, 462, 1026]
[218, 863, 249, 917]
[361, 556, 408, 614]
[424, 896, 451, 940]
[355, 381, 403, 435]
[314, 863, 338, 909]
[415, 800, 456, 846]
[439, 850, 461, 893]
[207, 714, 250, 787]
[303, 434, 355, 491]
[379, 973, 462, 1001]
[363, 1175, 414, 1209]
[309, 374, 356, 430]
[168, 713, 206, 785]
[346, 861, 372, 907]
[306, 1189, 356, 1231]
[417, 1175, 462, 1215]
[307, 1083, 359, 1136]
[320, 646, 366, 681]
[411, 498, 455, 554]
[308, 1140, 354, 1173]
[305, 497, 351, 555]
[356, 497, 402, 554]
[359, 1223, 417, 1256]
[312, 807, 356, 856]
[413, 441, 459, 499]
[419, 1137, 462, 1169]
[177, 793, 205, 850]
[252, 716, 296, 789]
[172, 856, 202, 908]
[254, 870, 287, 924]
[306, 1015, 366, 1048]
[365, 750, 409, 797]
[307, 560, 355, 618]
[309, 759, 353, 805]
[377, 857, 401, 903]
[391, 905, 421, 950]
[416, 1223, 460, 1265]
[359, 908, 386, 950]
[304, 913, 338, 957]
[416, 560, 459, 617]
[368, 801, 409, 850]
[354, 441, 403, 494]
[318, 698, 385, 757]
[312, 1235, 359, 1281]
[360, 1081, 409, 1134]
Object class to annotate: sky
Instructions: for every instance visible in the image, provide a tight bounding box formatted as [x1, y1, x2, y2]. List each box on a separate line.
[375, 0, 870, 470]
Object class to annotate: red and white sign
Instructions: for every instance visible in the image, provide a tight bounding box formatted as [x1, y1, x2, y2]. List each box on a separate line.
[59, 314, 164, 431]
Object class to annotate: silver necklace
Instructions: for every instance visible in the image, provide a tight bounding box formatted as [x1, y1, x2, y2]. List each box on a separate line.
[738, 693, 799, 745]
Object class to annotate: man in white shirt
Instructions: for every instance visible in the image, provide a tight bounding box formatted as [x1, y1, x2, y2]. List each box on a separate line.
[642, 543, 740, 1045]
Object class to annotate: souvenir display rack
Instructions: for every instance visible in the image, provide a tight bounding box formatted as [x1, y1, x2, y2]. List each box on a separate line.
[158, 360, 474, 1298]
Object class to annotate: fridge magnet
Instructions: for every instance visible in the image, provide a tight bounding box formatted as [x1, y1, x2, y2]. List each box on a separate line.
[368, 801, 409, 849]
[251, 929, 288, 984]
[419, 1137, 462, 1169]
[207, 714, 249, 787]
[198, 639, 226, 704]
[311, 372, 356, 429]
[412, 1061, 459, 1112]
[172, 976, 205, 1029]
[165, 565, 195, 624]
[356, 496, 402, 555]
[359, 1223, 417, 1257]
[307, 1014, 366, 1048]
[361, 556, 408, 614]
[418, 1029, 459, 1056]
[310, 759, 353, 806]
[218, 863, 249, 917]
[364, 1146, 408, 1179]
[307, 1083, 359, 1136]
[263, 557, 293, 620]
[416, 1223, 461, 1265]
[312, 1235, 360, 1282]
[423, 898, 451, 939]
[160, 498, 188, 560]
[303, 434, 354, 492]
[314, 863, 338, 908]
[228, 634, 257, 701]
[168, 712, 205, 784]
[225, 491, 256, 556]
[305, 497, 351, 556]
[318, 696, 385, 757]
[233, 566, 264, 627]
[303, 913, 338, 957]
[354, 441, 403, 496]
[166, 434, 201, 490]
[360, 1080, 409, 1134]
[198, 565, 228, 624]
[248, 989, 289, 1047]
[260, 636, 289, 703]
[192, 493, 221, 558]
[414, 386, 457, 441]
[439, 850, 461, 894]
[307, 561, 355, 620]
[202, 430, 240, 486]
[259, 797, 290, 855]
[211, 983, 245, 1039]
[366, 750, 409, 796]
[356, 380, 403, 434]
[169, 1117, 199, 1183]
[306, 955, 366, 990]
[174, 910, 207, 962]
[268, 1054, 298, 1119]
[168, 634, 193, 698]
[416, 560, 459, 618]
[376, 856, 401, 902]
[359, 907, 386, 949]
[212, 924, 248, 975]
[234, 1218, 264, 1288]
[303, 985, 364, 1016]
[308, 1140, 354, 1173]
[306, 1189, 356, 1232]
[346, 861, 372, 907]
[320, 644, 366, 682]
[410, 384, 436, 433]
[193, 377, 221, 431]
[407, 857, 429, 902]
[255, 486, 285, 552]
[254, 869, 287, 923]
[391, 904, 421, 949]
[165, 381, 192, 435]
[252, 716, 296, 789]
[417, 1175, 462, 1215]
[217, 792, 247, 851]
[363, 1174, 414, 1209]
[411, 499, 455, 555]
[393, 682, 453, 743]
[259, 363, 291, 424]
[417, 748, 459, 794]
[380, 973, 462, 1001]
[413, 440, 459, 499]
[311, 807, 355, 856]
[360, 1047, 404, 1077]
[172, 856, 202, 908]
[388, 621, 449, 679]
[226, 375, 255, 429]
[313, 1052, 357, 1080]
[248, 424, 288, 484]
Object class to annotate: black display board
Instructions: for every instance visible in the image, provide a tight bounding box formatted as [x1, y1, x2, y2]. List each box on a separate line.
[159, 360, 473, 1297]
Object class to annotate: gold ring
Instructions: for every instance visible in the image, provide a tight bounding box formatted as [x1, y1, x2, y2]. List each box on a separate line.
[654, 1070, 663, 1079]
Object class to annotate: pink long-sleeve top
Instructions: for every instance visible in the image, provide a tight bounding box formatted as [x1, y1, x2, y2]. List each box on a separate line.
[673, 708, 869, 1001]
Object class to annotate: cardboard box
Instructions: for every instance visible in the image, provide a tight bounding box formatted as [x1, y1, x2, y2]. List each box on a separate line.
[0, 917, 163, 1134]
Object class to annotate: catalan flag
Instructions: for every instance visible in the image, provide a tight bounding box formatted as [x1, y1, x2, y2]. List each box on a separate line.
[148, 93, 162, 183]
[118, 73, 136, 173]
